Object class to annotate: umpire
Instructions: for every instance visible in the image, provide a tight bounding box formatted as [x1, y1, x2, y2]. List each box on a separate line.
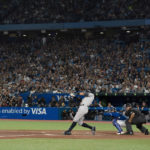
[124, 103, 149, 135]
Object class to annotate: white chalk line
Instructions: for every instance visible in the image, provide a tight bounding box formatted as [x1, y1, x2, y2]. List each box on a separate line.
[0, 131, 102, 138]
[0, 133, 59, 138]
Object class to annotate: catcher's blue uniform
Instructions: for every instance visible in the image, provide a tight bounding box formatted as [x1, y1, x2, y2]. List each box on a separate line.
[107, 112, 127, 133]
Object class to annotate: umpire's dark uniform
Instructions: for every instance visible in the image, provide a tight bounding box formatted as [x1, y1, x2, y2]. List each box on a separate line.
[125, 106, 149, 135]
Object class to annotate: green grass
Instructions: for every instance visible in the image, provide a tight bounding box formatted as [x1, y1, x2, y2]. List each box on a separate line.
[0, 120, 150, 150]
[0, 138, 150, 150]
[0, 120, 149, 131]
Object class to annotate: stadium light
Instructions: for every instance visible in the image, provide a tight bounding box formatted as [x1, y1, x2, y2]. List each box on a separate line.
[100, 31, 104, 35]
[126, 30, 131, 34]
[3, 31, 8, 35]
[121, 26, 127, 30]
[41, 29, 46, 33]
[60, 29, 68, 32]
[81, 29, 87, 32]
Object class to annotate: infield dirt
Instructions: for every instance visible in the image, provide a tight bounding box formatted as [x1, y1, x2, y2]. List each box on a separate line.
[0, 130, 150, 139]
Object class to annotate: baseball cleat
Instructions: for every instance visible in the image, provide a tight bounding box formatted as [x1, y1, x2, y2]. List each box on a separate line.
[145, 129, 149, 135]
[91, 126, 96, 135]
[116, 131, 125, 135]
[64, 130, 71, 135]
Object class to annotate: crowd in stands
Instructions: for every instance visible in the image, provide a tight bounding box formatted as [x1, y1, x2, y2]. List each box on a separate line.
[0, 0, 150, 24]
[0, 32, 150, 107]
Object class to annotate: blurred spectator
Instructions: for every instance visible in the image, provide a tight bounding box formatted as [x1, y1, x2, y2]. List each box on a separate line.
[68, 96, 76, 107]
[106, 102, 115, 112]
[37, 97, 46, 107]
[68, 109, 75, 120]
[48, 96, 58, 107]
[141, 101, 149, 121]
[58, 96, 65, 107]
[136, 103, 140, 110]
[98, 101, 103, 107]
[17, 96, 23, 107]
[26, 96, 33, 107]
[91, 101, 99, 107]
[61, 110, 68, 120]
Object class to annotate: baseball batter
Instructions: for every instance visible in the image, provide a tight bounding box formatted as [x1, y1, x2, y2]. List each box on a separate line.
[64, 92, 96, 135]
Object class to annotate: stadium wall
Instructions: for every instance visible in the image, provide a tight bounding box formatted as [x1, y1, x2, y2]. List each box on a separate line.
[0, 107, 59, 120]
[0, 107, 119, 120]
[20, 92, 71, 103]
[0, 19, 149, 31]
[0, 107, 149, 121]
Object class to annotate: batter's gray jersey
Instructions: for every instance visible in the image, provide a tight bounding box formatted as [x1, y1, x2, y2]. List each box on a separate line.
[73, 93, 94, 125]
[80, 93, 94, 107]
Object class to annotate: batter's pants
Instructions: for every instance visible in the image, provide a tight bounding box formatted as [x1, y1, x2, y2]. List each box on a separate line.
[73, 106, 88, 125]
